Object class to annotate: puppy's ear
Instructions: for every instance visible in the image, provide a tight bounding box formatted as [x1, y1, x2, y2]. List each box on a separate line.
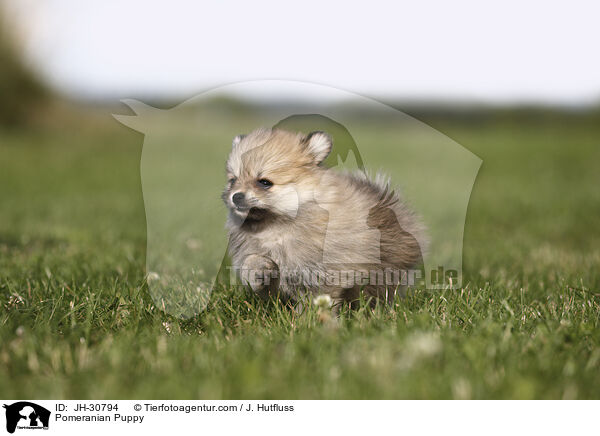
[232, 134, 246, 148]
[304, 131, 332, 165]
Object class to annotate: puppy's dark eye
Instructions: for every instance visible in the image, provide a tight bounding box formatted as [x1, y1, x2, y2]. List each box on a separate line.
[257, 179, 273, 189]
[228, 177, 237, 185]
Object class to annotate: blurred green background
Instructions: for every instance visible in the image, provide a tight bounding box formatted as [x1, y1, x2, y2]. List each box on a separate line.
[1, 11, 599, 399]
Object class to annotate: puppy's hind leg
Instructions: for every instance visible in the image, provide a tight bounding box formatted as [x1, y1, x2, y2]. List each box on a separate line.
[328, 286, 360, 316]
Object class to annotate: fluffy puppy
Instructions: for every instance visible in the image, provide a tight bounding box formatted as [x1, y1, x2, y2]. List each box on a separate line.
[222, 128, 424, 310]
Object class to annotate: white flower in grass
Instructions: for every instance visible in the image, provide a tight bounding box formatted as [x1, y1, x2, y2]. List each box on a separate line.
[313, 294, 333, 308]
[147, 271, 160, 282]
[406, 331, 442, 357]
[452, 378, 472, 400]
[185, 238, 201, 250]
[399, 331, 443, 369]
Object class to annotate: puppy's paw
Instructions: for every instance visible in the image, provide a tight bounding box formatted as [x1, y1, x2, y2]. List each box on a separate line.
[240, 254, 279, 298]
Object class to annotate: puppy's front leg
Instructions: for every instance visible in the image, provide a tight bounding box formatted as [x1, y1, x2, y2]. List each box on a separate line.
[240, 254, 279, 299]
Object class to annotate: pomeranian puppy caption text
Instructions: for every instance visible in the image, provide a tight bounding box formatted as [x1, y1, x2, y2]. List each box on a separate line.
[222, 128, 425, 309]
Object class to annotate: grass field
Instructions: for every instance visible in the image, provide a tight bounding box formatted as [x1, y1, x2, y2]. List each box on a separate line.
[1, 104, 599, 399]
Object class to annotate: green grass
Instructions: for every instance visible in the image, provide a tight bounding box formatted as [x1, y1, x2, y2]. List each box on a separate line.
[1, 106, 599, 399]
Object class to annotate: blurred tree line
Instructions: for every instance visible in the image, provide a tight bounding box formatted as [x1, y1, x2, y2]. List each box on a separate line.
[0, 12, 48, 127]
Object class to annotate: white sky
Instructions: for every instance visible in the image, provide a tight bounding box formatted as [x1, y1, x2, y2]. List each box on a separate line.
[4, 0, 600, 104]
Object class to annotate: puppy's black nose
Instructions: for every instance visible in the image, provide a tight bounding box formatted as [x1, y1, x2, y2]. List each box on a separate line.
[232, 192, 245, 207]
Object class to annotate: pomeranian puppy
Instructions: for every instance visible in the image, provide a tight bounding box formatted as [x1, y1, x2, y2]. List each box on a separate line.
[222, 127, 424, 310]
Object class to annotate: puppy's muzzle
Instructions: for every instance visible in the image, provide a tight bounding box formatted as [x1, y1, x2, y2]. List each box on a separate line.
[232, 192, 247, 209]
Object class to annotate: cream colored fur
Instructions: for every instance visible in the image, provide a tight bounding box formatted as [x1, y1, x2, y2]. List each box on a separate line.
[223, 128, 424, 309]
